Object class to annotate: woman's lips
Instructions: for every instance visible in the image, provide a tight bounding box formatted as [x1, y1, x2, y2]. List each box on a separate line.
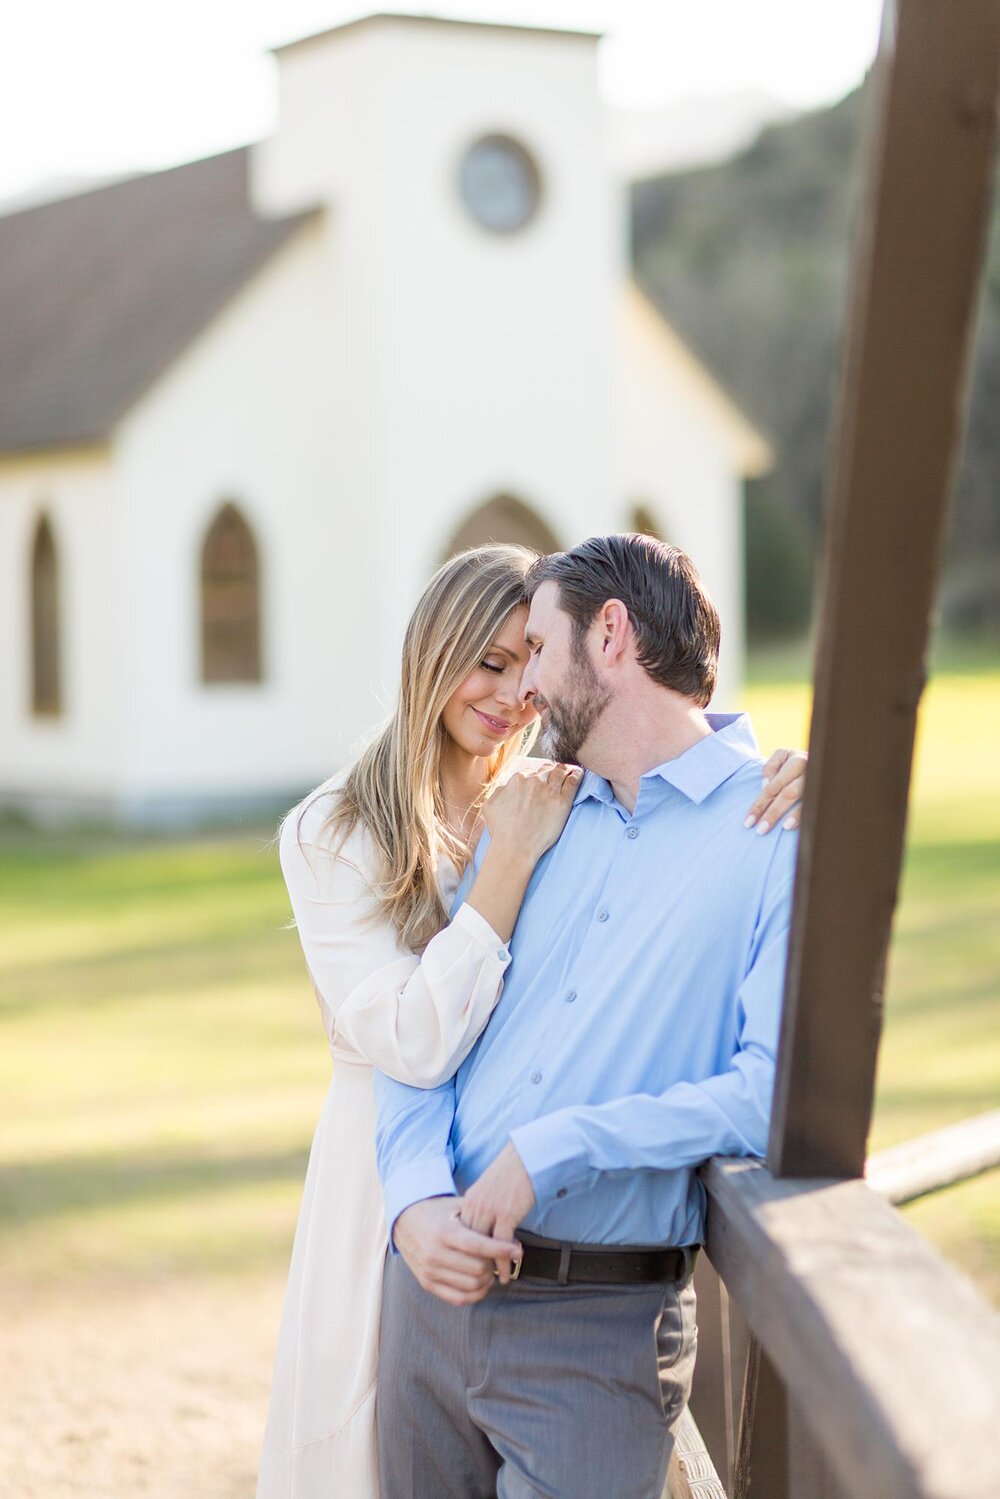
[472, 707, 511, 735]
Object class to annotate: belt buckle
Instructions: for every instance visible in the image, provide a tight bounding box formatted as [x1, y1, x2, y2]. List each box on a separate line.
[510, 1253, 522, 1281]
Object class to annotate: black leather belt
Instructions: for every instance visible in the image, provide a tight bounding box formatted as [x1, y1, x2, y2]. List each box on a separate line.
[512, 1231, 698, 1287]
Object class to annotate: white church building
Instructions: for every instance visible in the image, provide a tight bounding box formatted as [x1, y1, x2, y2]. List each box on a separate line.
[0, 13, 770, 826]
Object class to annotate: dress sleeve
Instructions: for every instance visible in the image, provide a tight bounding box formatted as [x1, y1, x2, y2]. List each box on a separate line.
[279, 805, 511, 1088]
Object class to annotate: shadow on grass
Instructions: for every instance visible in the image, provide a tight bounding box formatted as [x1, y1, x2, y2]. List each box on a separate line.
[0, 835, 280, 894]
[874, 1083, 1000, 1119]
[884, 982, 1000, 1024]
[0, 930, 302, 1015]
[0, 1143, 311, 1229]
[901, 836, 1000, 884]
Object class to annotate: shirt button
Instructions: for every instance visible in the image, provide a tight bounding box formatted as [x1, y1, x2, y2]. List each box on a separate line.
[497, 948, 508, 960]
[597, 909, 609, 923]
[556, 1188, 568, 1199]
[530, 1071, 542, 1084]
[626, 825, 640, 840]
[565, 990, 577, 1003]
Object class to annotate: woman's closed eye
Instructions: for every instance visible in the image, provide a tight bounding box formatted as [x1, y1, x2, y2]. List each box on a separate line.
[481, 660, 506, 674]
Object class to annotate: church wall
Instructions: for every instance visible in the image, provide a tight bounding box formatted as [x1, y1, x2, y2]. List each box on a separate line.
[0, 450, 123, 815]
[372, 21, 617, 677]
[111, 216, 378, 819]
[615, 292, 751, 711]
[265, 20, 620, 699]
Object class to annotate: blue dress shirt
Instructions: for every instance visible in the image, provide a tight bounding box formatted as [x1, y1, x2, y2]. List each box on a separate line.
[374, 714, 797, 1249]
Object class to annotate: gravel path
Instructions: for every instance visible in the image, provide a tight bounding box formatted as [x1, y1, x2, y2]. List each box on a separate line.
[0, 1274, 283, 1498]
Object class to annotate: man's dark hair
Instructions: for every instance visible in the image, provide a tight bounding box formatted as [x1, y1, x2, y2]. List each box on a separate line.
[525, 533, 721, 706]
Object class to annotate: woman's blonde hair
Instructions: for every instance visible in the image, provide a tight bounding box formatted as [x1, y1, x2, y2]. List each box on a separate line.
[313, 544, 538, 952]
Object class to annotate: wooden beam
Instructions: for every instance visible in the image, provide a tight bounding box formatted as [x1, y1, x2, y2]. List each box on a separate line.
[787, 1396, 852, 1499]
[687, 1257, 753, 1490]
[866, 1108, 1000, 1205]
[732, 1339, 788, 1499]
[687, 1257, 736, 1485]
[703, 1158, 1000, 1499]
[767, 0, 1000, 1176]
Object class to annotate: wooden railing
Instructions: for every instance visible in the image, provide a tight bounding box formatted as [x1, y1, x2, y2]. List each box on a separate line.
[657, 0, 1000, 1492]
[660, 2, 1000, 1495]
[866, 1109, 1000, 1208]
[667, 1111, 1000, 1499]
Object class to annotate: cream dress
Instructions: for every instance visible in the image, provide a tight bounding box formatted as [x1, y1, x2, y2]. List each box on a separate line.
[256, 780, 510, 1499]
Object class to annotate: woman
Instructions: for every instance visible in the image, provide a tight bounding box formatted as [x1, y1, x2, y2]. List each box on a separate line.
[256, 544, 805, 1499]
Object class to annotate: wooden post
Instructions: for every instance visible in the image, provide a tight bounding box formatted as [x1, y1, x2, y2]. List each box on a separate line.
[732, 1339, 787, 1499]
[767, 0, 1000, 1178]
[728, 1, 1000, 1479]
[687, 1257, 733, 1483]
[714, 1, 1000, 1486]
[688, 1257, 753, 1489]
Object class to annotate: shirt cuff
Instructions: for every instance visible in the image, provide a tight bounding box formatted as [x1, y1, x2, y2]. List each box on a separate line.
[383, 1156, 457, 1253]
[509, 1112, 596, 1210]
[451, 899, 511, 964]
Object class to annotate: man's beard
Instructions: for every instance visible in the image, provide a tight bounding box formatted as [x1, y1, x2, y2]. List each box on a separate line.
[538, 641, 611, 764]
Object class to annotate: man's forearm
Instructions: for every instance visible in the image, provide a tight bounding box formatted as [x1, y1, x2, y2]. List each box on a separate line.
[373, 1068, 458, 1247]
[509, 1050, 774, 1209]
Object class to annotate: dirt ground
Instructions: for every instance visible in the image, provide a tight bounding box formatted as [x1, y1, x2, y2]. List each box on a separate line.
[0, 1273, 284, 1499]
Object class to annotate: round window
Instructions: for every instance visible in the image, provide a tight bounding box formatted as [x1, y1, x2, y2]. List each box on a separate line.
[458, 134, 542, 234]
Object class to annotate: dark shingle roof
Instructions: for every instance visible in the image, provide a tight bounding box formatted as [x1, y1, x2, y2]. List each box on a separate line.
[0, 147, 312, 452]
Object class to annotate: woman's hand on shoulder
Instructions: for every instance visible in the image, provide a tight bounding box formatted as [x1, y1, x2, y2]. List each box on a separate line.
[483, 761, 583, 863]
[745, 748, 808, 835]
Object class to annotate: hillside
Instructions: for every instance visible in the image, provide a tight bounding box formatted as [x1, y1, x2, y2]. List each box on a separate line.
[632, 83, 1000, 634]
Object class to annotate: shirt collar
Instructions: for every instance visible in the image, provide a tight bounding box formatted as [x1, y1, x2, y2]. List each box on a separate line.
[572, 713, 761, 810]
[573, 769, 617, 807]
[646, 712, 761, 803]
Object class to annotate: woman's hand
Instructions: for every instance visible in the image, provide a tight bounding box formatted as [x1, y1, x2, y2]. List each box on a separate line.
[745, 748, 808, 835]
[483, 762, 582, 865]
[465, 763, 581, 944]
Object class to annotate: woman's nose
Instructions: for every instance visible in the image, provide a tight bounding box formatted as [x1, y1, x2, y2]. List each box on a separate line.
[494, 676, 521, 708]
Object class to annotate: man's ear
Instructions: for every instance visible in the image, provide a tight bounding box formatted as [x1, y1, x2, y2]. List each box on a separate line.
[598, 599, 631, 664]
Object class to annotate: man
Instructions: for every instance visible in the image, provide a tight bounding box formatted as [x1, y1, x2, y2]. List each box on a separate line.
[374, 535, 797, 1498]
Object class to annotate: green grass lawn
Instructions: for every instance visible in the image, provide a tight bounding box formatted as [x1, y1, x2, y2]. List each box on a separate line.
[1, 644, 998, 1309]
[0, 833, 327, 1289]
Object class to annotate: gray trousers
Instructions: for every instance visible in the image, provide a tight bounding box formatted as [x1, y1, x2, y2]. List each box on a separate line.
[377, 1254, 698, 1499]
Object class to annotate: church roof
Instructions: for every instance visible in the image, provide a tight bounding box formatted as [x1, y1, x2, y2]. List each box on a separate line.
[0, 148, 313, 453]
[271, 13, 602, 55]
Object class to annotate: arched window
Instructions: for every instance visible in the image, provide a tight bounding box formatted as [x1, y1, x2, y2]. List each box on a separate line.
[200, 503, 262, 684]
[30, 514, 61, 717]
[630, 503, 667, 542]
[443, 494, 561, 560]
